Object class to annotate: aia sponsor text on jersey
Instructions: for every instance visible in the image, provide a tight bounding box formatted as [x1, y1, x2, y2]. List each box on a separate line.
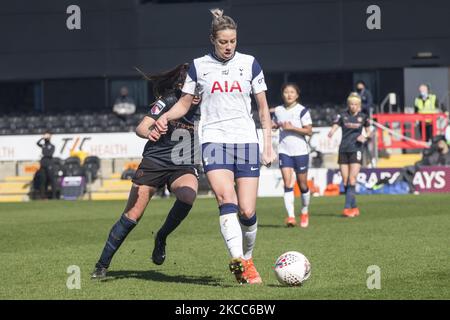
[211, 80, 242, 93]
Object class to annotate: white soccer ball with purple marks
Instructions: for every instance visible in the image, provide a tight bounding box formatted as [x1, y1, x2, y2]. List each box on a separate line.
[274, 251, 311, 286]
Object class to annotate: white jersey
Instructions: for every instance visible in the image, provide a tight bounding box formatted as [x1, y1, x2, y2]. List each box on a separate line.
[273, 103, 312, 156]
[182, 51, 267, 144]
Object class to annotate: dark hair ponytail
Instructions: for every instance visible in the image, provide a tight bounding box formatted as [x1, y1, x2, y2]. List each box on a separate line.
[138, 63, 189, 98]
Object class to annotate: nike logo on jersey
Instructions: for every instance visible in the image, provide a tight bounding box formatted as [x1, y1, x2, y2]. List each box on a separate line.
[211, 81, 242, 93]
[203, 72, 210, 76]
[250, 167, 259, 171]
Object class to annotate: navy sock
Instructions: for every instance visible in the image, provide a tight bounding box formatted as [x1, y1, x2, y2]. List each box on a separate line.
[157, 200, 192, 242]
[238, 213, 257, 227]
[345, 185, 356, 209]
[96, 214, 137, 269]
[351, 187, 357, 208]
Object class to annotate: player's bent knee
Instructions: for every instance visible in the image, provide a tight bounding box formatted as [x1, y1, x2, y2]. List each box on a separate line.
[125, 205, 146, 222]
[299, 184, 309, 193]
[175, 186, 197, 205]
[239, 208, 256, 219]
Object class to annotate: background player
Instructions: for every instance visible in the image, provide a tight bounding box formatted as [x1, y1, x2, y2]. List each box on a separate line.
[328, 93, 371, 217]
[91, 64, 201, 278]
[272, 83, 313, 228]
[152, 8, 276, 284]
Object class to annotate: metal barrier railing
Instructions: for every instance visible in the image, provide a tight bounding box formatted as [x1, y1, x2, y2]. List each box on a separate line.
[372, 113, 448, 150]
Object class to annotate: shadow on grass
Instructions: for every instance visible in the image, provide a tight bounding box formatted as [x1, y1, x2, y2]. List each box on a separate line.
[258, 224, 287, 229]
[314, 213, 348, 218]
[259, 215, 343, 229]
[265, 284, 286, 288]
[102, 269, 232, 287]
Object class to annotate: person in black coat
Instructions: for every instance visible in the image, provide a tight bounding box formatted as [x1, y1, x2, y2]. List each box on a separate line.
[36, 132, 56, 199]
[355, 81, 374, 115]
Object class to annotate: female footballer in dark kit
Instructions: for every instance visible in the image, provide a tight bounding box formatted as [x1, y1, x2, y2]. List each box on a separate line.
[328, 93, 371, 218]
[91, 63, 201, 278]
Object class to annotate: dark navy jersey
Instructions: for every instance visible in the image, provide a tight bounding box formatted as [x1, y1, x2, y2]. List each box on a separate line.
[142, 91, 201, 167]
[37, 138, 55, 158]
[333, 110, 370, 153]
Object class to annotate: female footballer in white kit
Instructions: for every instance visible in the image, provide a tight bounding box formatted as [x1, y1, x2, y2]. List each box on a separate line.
[152, 8, 275, 284]
[272, 84, 313, 228]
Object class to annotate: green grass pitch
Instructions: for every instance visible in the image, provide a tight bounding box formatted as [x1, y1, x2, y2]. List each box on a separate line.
[0, 194, 449, 300]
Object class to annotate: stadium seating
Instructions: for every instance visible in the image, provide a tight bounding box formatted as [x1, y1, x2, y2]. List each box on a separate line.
[0, 104, 347, 136]
[61, 156, 84, 177]
[83, 156, 101, 183]
[0, 111, 149, 135]
[22, 155, 99, 198]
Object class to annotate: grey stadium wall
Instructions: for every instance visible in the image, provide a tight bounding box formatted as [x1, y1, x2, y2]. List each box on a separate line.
[1, 0, 450, 81]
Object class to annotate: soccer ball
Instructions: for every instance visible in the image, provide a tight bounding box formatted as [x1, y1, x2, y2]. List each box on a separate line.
[273, 251, 311, 286]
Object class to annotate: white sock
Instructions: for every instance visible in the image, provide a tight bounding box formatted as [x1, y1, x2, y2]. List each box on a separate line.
[219, 213, 243, 259]
[240, 220, 257, 260]
[283, 190, 295, 218]
[301, 190, 310, 214]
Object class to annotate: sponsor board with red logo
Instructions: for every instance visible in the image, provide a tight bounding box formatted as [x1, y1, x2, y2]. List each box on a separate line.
[0, 132, 147, 161]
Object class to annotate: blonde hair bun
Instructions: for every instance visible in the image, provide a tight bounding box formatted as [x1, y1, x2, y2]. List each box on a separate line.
[210, 8, 224, 19]
[209, 8, 237, 38]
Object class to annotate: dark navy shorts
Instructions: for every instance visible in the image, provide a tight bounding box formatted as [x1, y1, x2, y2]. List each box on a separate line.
[279, 153, 309, 174]
[338, 151, 362, 165]
[132, 158, 198, 190]
[201, 143, 260, 178]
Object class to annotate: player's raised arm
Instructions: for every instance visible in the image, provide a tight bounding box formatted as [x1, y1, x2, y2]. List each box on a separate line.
[155, 56, 198, 134]
[154, 94, 194, 133]
[135, 116, 156, 140]
[167, 94, 194, 122]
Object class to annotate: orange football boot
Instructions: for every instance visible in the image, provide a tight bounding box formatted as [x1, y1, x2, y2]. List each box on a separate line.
[285, 217, 296, 227]
[342, 208, 355, 217]
[299, 213, 309, 228]
[242, 258, 262, 284]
